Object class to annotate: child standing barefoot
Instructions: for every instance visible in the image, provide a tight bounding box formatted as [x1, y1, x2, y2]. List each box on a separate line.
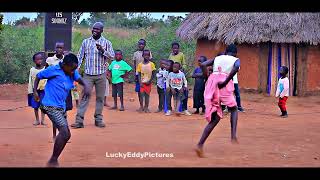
[276, 66, 289, 118]
[136, 50, 156, 113]
[192, 56, 207, 115]
[133, 39, 153, 112]
[28, 52, 47, 126]
[166, 62, 188, 116]
[108, 50, 132, 111]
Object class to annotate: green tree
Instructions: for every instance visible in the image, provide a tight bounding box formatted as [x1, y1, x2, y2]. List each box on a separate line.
[119, 13, 157, 29]
[88, 12, 127, 27]
[79, 19, 90, 27]
[14, 17, 35, 27]
[0, 25, 43, 83]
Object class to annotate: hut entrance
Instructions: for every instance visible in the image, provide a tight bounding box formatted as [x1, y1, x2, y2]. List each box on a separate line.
[267, 43, 298, 96]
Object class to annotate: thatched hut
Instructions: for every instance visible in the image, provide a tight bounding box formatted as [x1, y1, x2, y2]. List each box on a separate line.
[176, 13, 320, 96]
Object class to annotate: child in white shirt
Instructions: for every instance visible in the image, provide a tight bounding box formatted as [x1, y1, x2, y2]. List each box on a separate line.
[276, 66, 290, 118]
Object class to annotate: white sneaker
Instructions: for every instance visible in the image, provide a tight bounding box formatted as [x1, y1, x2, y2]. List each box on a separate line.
[165, 110, 172, 116]
[183, 110, 192, 116]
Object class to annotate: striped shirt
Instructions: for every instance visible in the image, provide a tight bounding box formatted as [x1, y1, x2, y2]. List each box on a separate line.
[78, 36, 115, 75]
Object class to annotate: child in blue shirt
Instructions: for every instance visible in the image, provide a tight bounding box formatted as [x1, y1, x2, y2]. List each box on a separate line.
[34, 53, 90, 167]
[192, 56, 207, 115]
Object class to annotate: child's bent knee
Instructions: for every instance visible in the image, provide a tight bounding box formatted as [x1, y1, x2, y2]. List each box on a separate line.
[59, 126, 71, 140]
[63, 131, 71, 141]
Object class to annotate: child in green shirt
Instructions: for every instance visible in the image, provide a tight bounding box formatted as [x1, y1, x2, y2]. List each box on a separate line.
[108, 50, 132, 111]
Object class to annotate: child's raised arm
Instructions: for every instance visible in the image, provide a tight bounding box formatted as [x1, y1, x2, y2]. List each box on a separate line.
[200, 59, 214, 78]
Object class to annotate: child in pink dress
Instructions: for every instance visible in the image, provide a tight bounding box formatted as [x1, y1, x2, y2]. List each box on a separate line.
[195, 44, 240, 158]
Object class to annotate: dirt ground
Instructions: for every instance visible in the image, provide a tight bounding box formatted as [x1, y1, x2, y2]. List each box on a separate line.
[0, 83, 320, 167]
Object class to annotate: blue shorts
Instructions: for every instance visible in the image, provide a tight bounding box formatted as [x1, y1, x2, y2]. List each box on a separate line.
[28, 90, 45, 109]
[135, 75, 140, 92]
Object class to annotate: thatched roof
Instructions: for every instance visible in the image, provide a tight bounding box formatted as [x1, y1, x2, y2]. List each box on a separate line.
[176, 13, 320, 45]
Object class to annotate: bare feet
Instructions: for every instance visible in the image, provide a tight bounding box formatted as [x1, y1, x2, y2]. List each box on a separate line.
[200, 111, 205, 115]
[231, 138, 239, 144]
[41, 121, 47, 126]
[144, 108, 151, 113]
[46, 159, 59, 167]
[175, 111, 182, 116]
[195, 146, 205, 158]
[33, 120, 40, 126]
[104, 103, 110, 107]
[193, 111, 200, 114]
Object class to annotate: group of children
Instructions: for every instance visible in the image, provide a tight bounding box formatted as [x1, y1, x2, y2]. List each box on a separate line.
[27, 39, 291, 166]
[131, 40, 207, 116]
[102, 39, 205, 116]
[28, 40, 290, 126]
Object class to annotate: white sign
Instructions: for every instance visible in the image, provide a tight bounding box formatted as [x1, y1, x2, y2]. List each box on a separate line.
[51, 12, 67, 24]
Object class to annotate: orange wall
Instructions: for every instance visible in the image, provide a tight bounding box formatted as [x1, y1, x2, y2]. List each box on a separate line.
[195, 39, 259, 90]
[195, 39, 226, 61]
[306, 46, 320, 92]
[237, 44, 260, 90]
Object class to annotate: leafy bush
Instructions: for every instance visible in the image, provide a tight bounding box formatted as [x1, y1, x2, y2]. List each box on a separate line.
[145, 20, 196, 83]
[0, 25, 43, 83]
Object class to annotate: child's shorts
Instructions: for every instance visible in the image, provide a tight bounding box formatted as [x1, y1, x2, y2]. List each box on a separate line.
[28, 90, 45, 109]
[40, 105, 68, 127]
[140, 83, 152, 95]
[172, 88, 185, 99]
[112, 82, 124, 97]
